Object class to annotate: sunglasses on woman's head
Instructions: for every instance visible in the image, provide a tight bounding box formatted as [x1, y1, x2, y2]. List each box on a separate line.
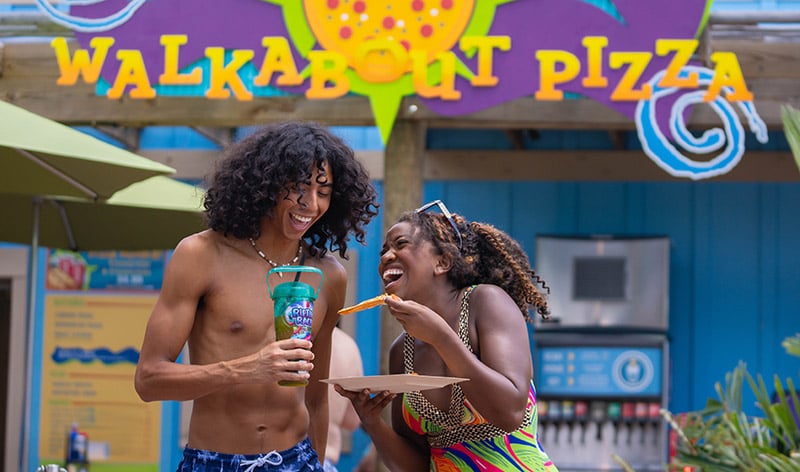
[415, 199, 463, 252]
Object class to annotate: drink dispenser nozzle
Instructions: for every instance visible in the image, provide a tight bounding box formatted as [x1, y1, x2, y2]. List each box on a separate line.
[589, 400, 607, 442]
[548, 400, 562, 445]
[622, 402, 636, 446]
[574, 400, 589, 444]
[649, 401, 662, 445]
[635, 401, 650, 444]
[607, 401, 622, 445]
[538, 400, 549, 442]
[562, 400, 575, 444]
[635, 401, 650, 445]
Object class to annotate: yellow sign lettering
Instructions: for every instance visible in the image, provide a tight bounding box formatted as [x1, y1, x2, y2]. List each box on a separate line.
[609, 51, 652, 101]
[582, 36, 608, 88]
[306, 50, 349, 99]
[107, 50, 156, 99]
[205, 47, 254, 100]
[535, 50, 581, 100]
[460, 36, 510, 87]
[411, 51, 460, 100]
[353, 39, 409, 83]
[159, 35, 202, 85]
[254, 36, 303, 87]
[704, 52, 753, 102]
[656, 39, 698, 88]
[51, 36, 114, 85]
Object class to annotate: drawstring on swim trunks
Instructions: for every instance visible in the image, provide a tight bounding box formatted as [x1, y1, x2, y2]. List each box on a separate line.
[241, 450, 283, 472]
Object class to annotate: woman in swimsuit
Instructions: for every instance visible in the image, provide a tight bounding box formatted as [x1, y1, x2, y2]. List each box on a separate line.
[334, 200, 559, 472]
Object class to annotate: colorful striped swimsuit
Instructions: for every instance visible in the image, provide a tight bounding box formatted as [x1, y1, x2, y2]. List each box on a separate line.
[401, 286, 558, 472]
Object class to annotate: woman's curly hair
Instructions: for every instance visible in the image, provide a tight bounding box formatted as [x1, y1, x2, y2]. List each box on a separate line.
[204, 122, 379, 258]
[398, 209, 551, 323]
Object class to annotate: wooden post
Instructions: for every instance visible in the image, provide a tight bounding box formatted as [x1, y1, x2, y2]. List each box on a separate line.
[373, 118, 425, 472]
[379, 118, 425, 375]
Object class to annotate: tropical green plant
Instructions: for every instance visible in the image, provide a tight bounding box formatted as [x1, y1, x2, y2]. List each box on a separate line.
[662, 334, 800, 471]
[784, 333, 800, 358]
[782, 104, 800, 172]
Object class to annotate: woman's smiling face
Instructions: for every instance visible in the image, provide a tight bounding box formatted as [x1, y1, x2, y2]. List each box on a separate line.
[378, 221, 438, 297]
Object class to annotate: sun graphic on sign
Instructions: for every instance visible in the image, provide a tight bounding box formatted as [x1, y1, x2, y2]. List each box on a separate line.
[264, 0, 515, 142]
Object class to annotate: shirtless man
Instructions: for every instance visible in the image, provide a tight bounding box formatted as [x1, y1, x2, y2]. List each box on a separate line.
[134, 122, 379, 471]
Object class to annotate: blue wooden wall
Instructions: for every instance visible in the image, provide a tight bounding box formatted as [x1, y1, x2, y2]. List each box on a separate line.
[350, 179, 800, 416]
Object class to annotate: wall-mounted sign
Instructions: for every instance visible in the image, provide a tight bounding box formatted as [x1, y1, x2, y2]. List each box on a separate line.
[38, 293, 160, 471]
[38, 0, 768, 179]
[537, 346, 662, 397]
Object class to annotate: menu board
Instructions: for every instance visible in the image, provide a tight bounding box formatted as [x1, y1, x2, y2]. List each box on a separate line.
[38, 293, 160, 470]
[537, 346, 662, 397]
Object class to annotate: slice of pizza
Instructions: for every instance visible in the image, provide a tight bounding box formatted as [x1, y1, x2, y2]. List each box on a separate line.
[338, 294, 396, 315]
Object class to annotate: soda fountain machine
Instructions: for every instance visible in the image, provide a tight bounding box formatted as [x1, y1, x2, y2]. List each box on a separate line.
[533, 236, 670, 472]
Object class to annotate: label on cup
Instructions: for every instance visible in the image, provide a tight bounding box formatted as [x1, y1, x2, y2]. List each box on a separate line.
[288, 303, 313, 340]
[276, 300, 313, 341]
[275, 299, 313, 386]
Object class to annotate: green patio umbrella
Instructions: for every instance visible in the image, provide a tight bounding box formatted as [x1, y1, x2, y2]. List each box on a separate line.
[0, 100, 186, 471]
[0, 99, 175, 200]
[2, 176, 207, 472]
[0, 175, 206, 251]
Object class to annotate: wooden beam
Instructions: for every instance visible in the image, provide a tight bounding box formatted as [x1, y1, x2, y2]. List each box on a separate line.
[189, 126, 234, 148]
[424, 150, 800, 182]
[141, 147, 798, 182]
[140, 149, 385, 181]
[138, 149, 220, 181]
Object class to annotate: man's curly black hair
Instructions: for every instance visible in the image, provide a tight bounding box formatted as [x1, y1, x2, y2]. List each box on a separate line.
[204, 122, 379, 259]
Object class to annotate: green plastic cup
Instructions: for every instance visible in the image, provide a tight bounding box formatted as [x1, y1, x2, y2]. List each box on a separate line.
[267, 266, 324, 386]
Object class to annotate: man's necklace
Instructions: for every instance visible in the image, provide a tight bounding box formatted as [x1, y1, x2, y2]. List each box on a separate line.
[248, 238, 302, 278]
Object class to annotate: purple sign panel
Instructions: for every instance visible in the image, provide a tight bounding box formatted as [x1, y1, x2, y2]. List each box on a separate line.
[37, 0, 767, 179]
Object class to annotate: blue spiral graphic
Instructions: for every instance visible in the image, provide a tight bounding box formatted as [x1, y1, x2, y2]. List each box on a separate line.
[635, 65, 768, 180]
[35, 0, 146, 32]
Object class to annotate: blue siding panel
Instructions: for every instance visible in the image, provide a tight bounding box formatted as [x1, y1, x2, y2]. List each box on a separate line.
[775, 185, 800, 385]
[706, 185, 763, 412]
[447, 182, 513, 230]
[758, 185, 780, 387]
[510, 182, 565, 262]
[139, 126, 221, 149]
[576, 183, 628, 234]
[692, 185, 719, 409]
[645, 183, 696, 413]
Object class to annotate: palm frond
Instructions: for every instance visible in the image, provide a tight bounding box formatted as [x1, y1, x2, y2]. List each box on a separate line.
[782, 105, 800, 172]
[662, 338, 800, 472]
[783, 333, 800, 357]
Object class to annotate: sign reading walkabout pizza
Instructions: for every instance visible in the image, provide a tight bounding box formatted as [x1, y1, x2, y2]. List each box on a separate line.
[41, 0, 768, 180]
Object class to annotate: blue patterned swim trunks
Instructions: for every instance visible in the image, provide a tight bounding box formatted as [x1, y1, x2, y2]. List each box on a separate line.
[177, 437, 324, 472]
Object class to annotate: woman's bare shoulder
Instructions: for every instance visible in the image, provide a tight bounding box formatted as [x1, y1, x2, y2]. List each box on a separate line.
[468, 283, 514, 305]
